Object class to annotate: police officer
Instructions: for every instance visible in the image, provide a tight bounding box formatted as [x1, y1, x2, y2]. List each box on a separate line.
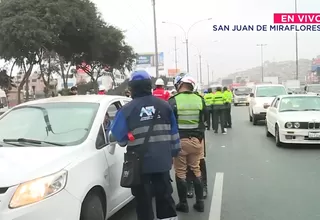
[203, 88, 214, 130]
[223, 87, 233, 128]
[169, 73, 207, 213]
[110, 70, 180, 220]
[212, 87, 227, 134]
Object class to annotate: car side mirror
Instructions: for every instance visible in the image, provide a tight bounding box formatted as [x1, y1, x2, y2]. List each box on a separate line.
[250, 93, 254, 97]
[107, 131, 116, 154]
[263, 103, 270, 109]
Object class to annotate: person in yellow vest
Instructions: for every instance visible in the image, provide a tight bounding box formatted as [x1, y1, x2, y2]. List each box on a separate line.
[203, 88, 214, 130]
[212, 87, 227, 134]
[223, 87, 233, 128]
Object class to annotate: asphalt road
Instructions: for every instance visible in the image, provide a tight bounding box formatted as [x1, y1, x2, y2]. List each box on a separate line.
[110, 105, 320, 220]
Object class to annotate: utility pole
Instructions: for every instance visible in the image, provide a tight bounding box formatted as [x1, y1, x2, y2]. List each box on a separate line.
[207, 63, 210, 83]
[174, 36, 178, 72]
[295, 0, 299, 80]
[151, 0, 159, 77]
[199, 54, 202, 84]
[196, 63, 199, 81]
[257, 44, 267, 82]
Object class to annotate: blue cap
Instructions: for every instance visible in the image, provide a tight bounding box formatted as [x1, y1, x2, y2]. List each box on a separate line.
[129, 70, 151, 81]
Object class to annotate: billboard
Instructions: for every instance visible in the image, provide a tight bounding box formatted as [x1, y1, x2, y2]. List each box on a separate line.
[168, 68, 180, 77]
[136, 52, 164, 70]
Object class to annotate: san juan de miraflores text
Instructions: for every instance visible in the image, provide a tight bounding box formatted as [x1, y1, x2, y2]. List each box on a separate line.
[213, 25, 320, 31]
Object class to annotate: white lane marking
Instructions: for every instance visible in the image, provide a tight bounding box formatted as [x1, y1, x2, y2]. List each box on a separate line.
[221, 145, 225, 148]
[209, 172, 224, 220]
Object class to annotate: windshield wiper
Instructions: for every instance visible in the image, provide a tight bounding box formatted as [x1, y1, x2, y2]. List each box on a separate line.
[3, 138, 66, 146]
[302, 109, 320, 111]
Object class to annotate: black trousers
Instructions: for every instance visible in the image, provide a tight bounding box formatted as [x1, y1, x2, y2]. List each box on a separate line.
[213, 108, 225, 132]
[225, 104, 232, 127]
[131, 171, 177, 220]
[206, 106, 213, 129]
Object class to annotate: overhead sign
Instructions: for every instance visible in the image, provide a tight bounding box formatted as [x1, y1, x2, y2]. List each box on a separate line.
[136, 52, 164, 70]
[168, 69, 180, 77]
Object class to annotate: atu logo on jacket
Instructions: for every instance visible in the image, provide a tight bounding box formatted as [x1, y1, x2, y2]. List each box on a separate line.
[140, 106, 155, 121]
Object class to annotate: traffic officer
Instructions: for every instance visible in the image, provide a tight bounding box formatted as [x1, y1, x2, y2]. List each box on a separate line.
[223, 86, 233, 128]
[110, 70, 180, 220]
[153, 78, 170, 101]
[203, 88, 214, 130]
[212, 87, 227, 134]
[169, 73, 207, 213]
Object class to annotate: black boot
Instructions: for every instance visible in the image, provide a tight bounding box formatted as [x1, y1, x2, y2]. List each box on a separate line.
[186, 180, 194, 198]
[200, 159, 208, 199]
[193, 177, 204, 212]
[175, 176, 189, 213]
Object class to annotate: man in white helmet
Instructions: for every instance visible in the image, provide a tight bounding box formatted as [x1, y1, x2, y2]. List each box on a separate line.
[153, 78, 170, 101]
[168, 73, 207, 213]
[98, 85, 106, 95]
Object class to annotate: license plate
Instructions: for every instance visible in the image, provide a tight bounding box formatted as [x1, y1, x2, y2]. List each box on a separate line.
[308, 132, 320, 139]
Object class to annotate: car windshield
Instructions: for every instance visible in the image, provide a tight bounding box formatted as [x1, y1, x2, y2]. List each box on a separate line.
[279, 96, 320, 112]
[234, 87, 251, 96]
[0, 102, 99, 146]
[256, 86, 287, 97]
[307, 85, 320, 93]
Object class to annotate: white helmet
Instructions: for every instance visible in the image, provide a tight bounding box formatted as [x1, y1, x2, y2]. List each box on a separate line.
[179, 76, 196, 90]
[99, 85, 106, 91]
[155, 78, 164, 86]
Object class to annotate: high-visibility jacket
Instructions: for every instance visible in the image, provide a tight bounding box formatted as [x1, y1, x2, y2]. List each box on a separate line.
[223, 90, 233, 103]
[212, 91, 226, 105]
[203, 93, 214, 106]
[153, 88, 170, 101]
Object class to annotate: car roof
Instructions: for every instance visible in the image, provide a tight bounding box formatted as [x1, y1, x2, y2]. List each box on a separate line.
[255, 84, 285, 87]
[277, 94, 319, 99]
[18, 95, 129, 106]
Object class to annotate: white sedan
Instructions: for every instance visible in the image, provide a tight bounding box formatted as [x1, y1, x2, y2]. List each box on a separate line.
[0, 95, 133, 220]
[265, 94, 320, 147]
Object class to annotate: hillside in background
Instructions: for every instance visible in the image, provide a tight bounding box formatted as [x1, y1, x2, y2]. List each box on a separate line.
[226, 59, 312, 82]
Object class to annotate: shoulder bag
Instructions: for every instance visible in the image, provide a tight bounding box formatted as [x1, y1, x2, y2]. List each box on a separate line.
[120, 109, 159, 188]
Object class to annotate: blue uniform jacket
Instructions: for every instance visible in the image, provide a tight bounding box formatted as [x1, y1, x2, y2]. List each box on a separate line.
[110, 95, 181, 174]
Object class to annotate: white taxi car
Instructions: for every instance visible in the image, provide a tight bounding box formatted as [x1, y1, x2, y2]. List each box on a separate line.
[0, 95, 133, 220]
[249, 84, 287, 125]
[233, 86, 251, 106]
[265, 94, 320, 147]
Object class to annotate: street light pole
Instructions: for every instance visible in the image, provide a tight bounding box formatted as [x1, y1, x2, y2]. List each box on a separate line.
[162, 18, 212, 72]
[295, 0, 299, 80]
[257, 44, 267, 82]
[207, 63, 210, 83]
[174, 36, 178, 72]
[199, 54, 202, 84]
[151, 0, 159, 78]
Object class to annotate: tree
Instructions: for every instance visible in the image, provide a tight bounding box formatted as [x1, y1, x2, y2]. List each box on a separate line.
[78, 25, 136, 87]
[0, 0, 102, 102]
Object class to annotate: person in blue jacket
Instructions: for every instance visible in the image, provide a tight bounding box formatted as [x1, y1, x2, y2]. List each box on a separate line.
[110, 70, 180, 220]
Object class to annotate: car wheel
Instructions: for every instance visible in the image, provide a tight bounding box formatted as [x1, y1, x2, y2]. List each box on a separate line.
[234, 103, 238, 106]
[252, 113, 258, 125]
[265, 122, 272, 137]
[275, 124, 283, 147]
[80, 193, 105, 220]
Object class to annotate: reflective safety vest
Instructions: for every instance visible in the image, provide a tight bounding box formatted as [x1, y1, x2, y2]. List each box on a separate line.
[223, 90, 233, 103]
[175, 93, 203, 129]
[212, 91, 225, 105]
[203, 93, 214, 106]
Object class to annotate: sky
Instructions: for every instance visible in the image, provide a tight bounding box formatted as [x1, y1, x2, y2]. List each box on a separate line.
[94, 0, 320, 81]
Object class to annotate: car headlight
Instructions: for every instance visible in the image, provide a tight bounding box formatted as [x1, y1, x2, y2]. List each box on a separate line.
[294, 122, 300, 128]
[9, 170, 67, 208]
[285, 122, 293, 128]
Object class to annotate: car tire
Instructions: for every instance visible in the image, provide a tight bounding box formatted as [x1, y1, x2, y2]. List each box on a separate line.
[252, 113, 258, 125]
[266, 122, 272, 137]
[234, 103, 238, 106]
[275, 124, 283, 147]
[80, 193, 105, 220]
